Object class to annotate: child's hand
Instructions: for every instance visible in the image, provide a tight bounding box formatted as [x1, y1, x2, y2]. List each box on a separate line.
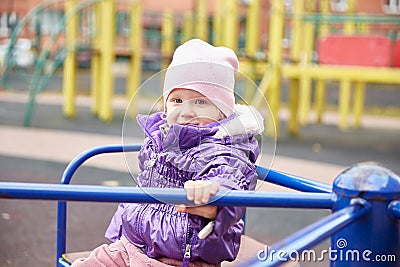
[176, 180, 220, 219]
[184, 180, 220, 204]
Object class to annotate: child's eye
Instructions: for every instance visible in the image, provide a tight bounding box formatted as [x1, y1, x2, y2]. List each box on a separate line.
[172, 98, 183, 103]
[195, 99, 207, 105]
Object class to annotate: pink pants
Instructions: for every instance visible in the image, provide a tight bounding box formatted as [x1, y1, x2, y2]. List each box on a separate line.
[71, 236, 220, 267]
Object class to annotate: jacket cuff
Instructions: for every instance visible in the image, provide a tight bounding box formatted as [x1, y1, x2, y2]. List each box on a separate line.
[206, 206, 245, 240]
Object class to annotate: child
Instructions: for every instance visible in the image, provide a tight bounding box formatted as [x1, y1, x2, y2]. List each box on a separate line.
[72, 39, 264, 267]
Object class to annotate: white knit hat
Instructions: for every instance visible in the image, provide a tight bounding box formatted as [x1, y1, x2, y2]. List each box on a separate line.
[163, 39, 239, 117]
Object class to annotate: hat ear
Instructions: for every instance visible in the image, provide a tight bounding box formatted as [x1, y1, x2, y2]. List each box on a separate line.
[215, 46, 239, 70]
[224, 52, 239, 70]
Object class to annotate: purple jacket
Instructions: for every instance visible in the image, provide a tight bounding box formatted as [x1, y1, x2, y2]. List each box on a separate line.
[105, 105, 263, 264]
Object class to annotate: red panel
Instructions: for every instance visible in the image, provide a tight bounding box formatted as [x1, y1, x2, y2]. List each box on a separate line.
[318, 35, 392, 67]
[392, 40, 400, 68]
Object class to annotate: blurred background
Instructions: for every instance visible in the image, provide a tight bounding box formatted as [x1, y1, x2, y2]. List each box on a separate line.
[0, 0, 399, 266]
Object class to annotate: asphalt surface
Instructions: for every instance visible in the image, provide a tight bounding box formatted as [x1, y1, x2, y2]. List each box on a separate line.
[0, 84, 399, 267]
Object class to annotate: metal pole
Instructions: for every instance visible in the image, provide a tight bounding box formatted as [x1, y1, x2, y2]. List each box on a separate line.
[256, 167, 332, 193]
[181, 11, 193, 44]
[287, 0, 302, 136]
[297, 0, 316, 126]
[244, 0, 260, 101]
[245, 0, 260, 58]
[0, 183, 334, 209]
[161, 9, 174, 70]
[98, 0, 115, 122]
[91, 2, 101, 115]
[60, 144, 141, 184]
[212, 0, 222, 46]
[314, 0, 330, 123]
[265, 0, 284, 137]
[126, 1, 142, 100]
[63, 0, 78, 118]
[195, 0, 208, 41]
[222, 0, 238, 50]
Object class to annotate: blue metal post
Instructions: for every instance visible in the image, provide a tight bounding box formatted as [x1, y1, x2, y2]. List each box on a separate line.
[331, 162, 400, 266]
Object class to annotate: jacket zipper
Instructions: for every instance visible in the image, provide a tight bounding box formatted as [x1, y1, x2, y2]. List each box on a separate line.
[182, 222, 193, 267]
[145, 141, 158, 188]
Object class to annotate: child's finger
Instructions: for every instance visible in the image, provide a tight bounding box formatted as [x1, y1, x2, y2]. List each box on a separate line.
[194, 181, 206, 205]
[210, 181, 220, 195]
[175, 204, 186, 212]
[184, 180, 195, 201]
[201, 181, 212, 203]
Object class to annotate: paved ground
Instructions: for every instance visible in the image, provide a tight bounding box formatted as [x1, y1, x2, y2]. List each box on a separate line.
[0, 89, 399, 267]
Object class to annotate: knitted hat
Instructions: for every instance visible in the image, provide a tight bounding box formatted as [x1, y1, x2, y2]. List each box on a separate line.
[163, 39, 239, 117]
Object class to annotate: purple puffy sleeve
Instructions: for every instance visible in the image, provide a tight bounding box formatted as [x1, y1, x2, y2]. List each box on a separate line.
[105, 203, 130, 242]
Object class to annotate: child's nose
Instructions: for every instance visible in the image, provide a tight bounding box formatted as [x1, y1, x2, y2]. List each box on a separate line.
[180, 102, 196, 118]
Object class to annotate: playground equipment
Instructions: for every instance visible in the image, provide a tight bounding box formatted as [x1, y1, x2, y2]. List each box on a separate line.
[0, 143, 399, 266]
[270, 0, 400, 135]
[0, 0, 142, 126]
[61, 0, 142, 122]
[1, 0, 399, 135]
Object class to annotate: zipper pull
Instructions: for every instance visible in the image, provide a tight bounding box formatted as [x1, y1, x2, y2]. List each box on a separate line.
[146, 153, 158, 168]
[184, 244, 191, 258]
[182, 244, 191, 267]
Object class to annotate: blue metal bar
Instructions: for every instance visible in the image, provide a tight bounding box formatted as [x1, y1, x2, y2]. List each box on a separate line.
[0, 182, 334, 209]
[388, 200, 400, 219]
[61, 144, 141, 184]
[57, 144, 140, 265]
[57, 201, 67, 267]
[242, 200, 370, 267]
[256, 166, 332, 193]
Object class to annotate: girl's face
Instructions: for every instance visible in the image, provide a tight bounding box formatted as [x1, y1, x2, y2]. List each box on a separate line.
[165, 88, 224, 126]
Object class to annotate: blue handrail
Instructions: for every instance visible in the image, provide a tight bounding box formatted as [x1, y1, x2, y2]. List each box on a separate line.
[0, 182, 334, 208]
[0, 181, 333, 267]
[61, 144, 141, 184]
[256, 166, 332, 193]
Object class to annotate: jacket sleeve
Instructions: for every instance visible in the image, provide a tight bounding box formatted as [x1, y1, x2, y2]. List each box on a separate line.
[188, 142, 258, 240]
[105, 203, 129, 242]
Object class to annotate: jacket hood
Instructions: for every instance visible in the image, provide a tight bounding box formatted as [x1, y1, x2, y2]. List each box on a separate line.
[214, 104, 264, 138]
